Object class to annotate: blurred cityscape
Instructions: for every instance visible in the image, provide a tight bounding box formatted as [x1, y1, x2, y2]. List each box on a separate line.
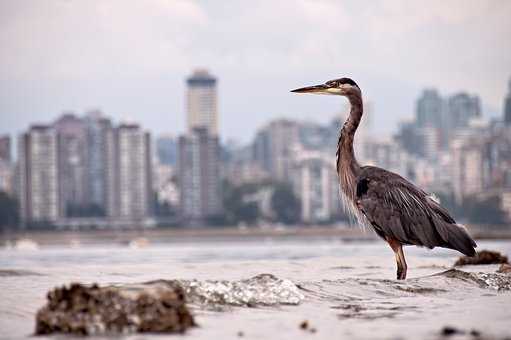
[0, 70, 510, 230]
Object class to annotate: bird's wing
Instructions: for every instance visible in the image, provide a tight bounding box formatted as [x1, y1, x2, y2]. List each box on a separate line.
[355, 166, 476, 256]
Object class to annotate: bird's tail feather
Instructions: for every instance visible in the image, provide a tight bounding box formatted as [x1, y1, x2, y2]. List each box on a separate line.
[434, 220, 477, 257]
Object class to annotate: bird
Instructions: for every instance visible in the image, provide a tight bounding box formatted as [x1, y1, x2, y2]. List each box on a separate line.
[291, 77, 477, 280]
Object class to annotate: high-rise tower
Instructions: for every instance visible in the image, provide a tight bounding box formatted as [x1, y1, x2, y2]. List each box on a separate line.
[504, 78, 511, 126]
[18, 125, 60, 224]
[186, 69, 218, 135]
[178, 127, 222, 222]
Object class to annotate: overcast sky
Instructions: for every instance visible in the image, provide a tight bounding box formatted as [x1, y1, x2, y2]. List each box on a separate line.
[1, 0, 510, 144]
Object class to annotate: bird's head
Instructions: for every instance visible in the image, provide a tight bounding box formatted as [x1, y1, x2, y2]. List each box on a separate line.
[291, 77, 360, 96]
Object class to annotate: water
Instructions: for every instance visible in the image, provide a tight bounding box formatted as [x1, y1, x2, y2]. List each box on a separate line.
[1, 237, 511, 339]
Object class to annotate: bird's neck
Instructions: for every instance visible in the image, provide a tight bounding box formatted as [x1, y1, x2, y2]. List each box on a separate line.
[337, 93, 363, 202]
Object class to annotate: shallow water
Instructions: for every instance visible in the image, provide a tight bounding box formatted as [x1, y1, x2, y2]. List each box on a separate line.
[1, 238, 511, 339]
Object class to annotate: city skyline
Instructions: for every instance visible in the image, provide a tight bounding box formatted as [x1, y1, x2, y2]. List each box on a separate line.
[0, 82, 506, 154]
[2, 75, 510, 227]
[1, 1, 510, 144]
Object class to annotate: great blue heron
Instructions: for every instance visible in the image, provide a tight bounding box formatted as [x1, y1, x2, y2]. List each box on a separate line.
[291, 77, 476, 280]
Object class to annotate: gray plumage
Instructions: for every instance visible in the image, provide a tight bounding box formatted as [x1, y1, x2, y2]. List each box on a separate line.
[292, 77, 477, 280]
[355, 166, 476, 257]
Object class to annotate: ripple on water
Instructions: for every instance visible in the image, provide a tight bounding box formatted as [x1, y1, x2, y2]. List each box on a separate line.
[0, 269, 43, 277]
[332, 302, 418, 320]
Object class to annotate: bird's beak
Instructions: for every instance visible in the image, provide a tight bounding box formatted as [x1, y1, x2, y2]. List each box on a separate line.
[290, 84, 340, 95]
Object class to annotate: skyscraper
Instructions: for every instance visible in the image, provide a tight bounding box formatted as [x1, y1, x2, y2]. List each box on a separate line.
[110, 124, 152, 220]
[252, 129, 271, 173]
[84, 110, 114, 216]
[0, 135, 11, 162]
[178, 127, 222, 222]
[186, 69, 218, 135]
[54, 113, 88, 217]
[0, 135, 13, 195]
[416, 89, 443, 128]
[446, 93, 481, 130]
[18, 125, 60, 224]
[504, 78, 511, 126]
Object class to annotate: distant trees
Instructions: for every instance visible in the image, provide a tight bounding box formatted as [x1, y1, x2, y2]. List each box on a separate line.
[433, 191, 508, 226]
[222, 181, 262, 226]
[270, 183, 301, 225]
[463, 196, 507, 225]
[222, 180, 301, 226]
[0, 191, 19, 230]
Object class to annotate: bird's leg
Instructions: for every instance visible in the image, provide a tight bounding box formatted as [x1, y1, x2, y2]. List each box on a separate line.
[396, 246, 407, 280]
[387, 238, 407, 280]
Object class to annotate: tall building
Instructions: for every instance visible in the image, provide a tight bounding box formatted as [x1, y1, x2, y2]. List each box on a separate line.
[54, 113, 88, 217]
[178, 128, 222, 222]
[255, 119, 300, 181]
[417, 126, 441, 161]
[18, 125, 60, 224]
[268, 119, 300, 181]
[451, 137, 484, 203]
[446, 93, 481, 131]
[0, 160, 13, 195]
[416, 89, 443, 129]
[0, 135, 13, 194]
[291, 149, 338, 223]
[364, 138, 410, 176]
[186, 69, 218, 135]
[395, 120, 422, 156]
[110, 124, 152, 220]
[481, 126, 511, 190]
[415, 89, 449, 150]
[253, 129, 272, 173]
[504, 78, 511, 126]
[0, 135, 11, 162]
[84, 111, 114, 216]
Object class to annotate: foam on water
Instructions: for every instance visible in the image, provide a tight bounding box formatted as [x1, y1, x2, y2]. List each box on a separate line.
[155, 274, 305, 308]
[438, 269, 511, 291]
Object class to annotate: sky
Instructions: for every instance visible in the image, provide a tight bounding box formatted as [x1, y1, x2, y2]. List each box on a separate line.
[1, 0, 510, 144]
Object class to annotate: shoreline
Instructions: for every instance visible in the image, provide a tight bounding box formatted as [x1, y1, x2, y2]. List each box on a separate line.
[1, 224, 510, 246]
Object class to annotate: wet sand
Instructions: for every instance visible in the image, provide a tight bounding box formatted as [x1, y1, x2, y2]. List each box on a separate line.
[0, 238, 510, 339]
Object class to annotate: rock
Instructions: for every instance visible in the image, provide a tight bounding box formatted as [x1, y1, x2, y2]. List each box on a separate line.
[454, 250, 509, 266]
[441, 326, 464, 336]
[497, 263, 511, 274]
[299, 320, 309, 330]
[470, 329, 481, 337]
[35, 282, 195, 336]
[299, 320, 317, 333]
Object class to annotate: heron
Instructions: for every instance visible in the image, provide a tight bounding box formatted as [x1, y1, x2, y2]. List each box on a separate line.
[291, 77, 477, 280]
